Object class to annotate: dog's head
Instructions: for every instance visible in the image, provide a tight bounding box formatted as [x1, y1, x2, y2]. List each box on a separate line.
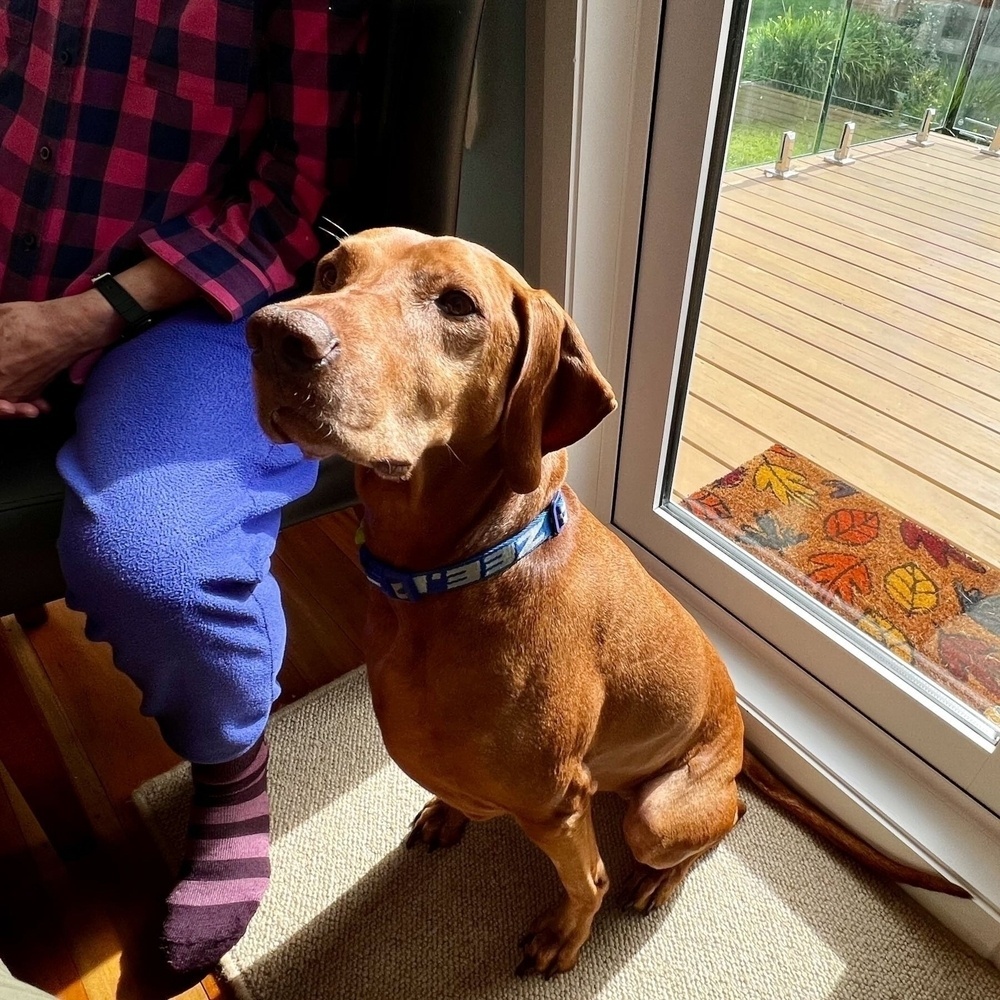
[247, 228, 616, 492]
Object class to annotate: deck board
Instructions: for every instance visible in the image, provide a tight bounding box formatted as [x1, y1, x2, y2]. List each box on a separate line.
[702, 286, 1000, 434]
[679, 133, 1000, 567]
[712, 225, 1000, 345]
[708, 253, 1000, 395]
[717, 198, 1000, 313]
[721, 180, 1000, 287]
[723, 161, 1000, 253]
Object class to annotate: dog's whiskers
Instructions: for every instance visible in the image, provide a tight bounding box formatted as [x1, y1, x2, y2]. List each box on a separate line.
[317, 215, 352, 245]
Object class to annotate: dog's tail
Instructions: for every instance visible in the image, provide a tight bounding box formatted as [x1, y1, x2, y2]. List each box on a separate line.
[740, 749, 970, 898]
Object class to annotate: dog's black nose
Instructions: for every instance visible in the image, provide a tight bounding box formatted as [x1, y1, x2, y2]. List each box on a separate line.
[247, 305, 339, 372]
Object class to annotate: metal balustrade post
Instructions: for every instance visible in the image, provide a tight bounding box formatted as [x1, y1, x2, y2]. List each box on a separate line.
[764, 131, 798, 179]
[824, 121, 856, 166]
[983, 125, 1000, 158]
[907, 108, 936, 146]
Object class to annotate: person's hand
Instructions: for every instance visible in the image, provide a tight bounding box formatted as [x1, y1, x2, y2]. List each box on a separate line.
[0, 293, 120, 418]
[0, 259, 200, 417]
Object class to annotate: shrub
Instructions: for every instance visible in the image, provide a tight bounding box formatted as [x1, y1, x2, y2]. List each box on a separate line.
[743, 9, 841, 99]
[897, 62, 952, 121]
[958, 71, 1000, 128]
[837, 11, 922, 109]
[743, 7, 950, 116]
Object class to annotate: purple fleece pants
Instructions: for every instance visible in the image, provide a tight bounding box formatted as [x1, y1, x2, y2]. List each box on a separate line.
[56, 305, 318, 764]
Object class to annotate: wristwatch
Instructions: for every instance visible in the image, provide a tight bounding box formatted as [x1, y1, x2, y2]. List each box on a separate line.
[90, 272, 156, 339]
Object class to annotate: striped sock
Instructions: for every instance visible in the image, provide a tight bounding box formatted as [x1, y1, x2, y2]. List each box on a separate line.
[160, 736, 271, 974]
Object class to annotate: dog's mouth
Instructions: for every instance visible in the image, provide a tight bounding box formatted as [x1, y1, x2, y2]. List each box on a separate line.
[269, 408, 412, 480]
[267, 407, 336, 459]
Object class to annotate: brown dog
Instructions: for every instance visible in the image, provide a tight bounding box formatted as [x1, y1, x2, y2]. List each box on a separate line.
[247, 228, 968, 977]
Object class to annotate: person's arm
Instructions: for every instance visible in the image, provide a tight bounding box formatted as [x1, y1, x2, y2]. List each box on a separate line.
[0, 2, 364, 417]
[138, 0, 366, 321]
[0, 257, 199, 417]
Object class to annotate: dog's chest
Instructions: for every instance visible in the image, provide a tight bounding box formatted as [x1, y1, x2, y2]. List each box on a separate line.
[363, 605, 580, 813]
[365, 656, 510, 813]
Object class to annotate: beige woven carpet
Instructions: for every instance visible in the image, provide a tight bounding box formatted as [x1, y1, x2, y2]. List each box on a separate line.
[135, 668, 1000, 1000]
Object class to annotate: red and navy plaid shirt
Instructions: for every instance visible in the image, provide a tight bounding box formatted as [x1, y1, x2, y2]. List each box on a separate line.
[0, 0, 365, 320]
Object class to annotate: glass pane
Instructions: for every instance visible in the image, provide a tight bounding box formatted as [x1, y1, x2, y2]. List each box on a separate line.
[731, 0, 847, 169]
[666, 0, 1000, 734]
[955, 4, 1000, 142]
[730, 0, 979, 170]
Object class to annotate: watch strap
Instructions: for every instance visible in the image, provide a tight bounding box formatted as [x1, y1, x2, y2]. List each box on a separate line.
[90, 272, 155, 338]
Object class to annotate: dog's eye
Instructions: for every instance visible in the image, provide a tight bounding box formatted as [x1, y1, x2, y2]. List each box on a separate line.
[436, 289, 478, 318]
[317, 265, 338, 291]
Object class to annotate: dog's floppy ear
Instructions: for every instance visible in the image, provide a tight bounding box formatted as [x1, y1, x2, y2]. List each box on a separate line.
[501, 289, 617, 494]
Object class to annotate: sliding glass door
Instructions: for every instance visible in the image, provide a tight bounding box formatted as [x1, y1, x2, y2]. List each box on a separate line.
[614, 0, 1000, 812]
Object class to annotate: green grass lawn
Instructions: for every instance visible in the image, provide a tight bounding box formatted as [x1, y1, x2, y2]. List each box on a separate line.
[725, 115, 908, 171]
[726, 121, 817, 170]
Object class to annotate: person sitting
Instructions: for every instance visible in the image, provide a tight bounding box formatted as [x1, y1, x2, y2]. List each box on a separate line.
[0, 0, 366, 975]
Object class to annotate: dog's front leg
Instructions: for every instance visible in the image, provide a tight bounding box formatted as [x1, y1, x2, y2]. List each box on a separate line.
[513, 773, 608, 978]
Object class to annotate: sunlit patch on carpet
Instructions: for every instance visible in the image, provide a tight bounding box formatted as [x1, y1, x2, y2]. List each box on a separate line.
[683, 444, 1000, 725]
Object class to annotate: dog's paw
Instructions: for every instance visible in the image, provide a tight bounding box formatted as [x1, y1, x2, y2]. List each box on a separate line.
[405, 798, 468, 852]
[515, 901, 593, 979]
[620, 863, 687, 914]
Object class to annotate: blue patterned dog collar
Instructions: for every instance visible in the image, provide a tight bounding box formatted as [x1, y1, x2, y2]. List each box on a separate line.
[359, 490, 569, 601]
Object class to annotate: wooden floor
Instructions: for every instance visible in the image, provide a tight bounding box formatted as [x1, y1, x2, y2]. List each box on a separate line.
[0, 509, 367, 1000]
[674, 133, 1000, 568]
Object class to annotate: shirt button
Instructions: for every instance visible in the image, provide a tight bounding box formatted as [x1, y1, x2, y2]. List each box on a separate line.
[21, 233, 37, 250]
[58, 49, 73, 66]
[39, 145, 52, 162]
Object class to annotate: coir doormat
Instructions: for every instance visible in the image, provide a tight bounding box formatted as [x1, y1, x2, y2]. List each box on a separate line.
[683, 445, 1000, 725]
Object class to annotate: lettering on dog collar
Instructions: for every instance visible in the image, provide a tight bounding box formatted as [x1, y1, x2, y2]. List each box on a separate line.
[359, 491, 569, 601]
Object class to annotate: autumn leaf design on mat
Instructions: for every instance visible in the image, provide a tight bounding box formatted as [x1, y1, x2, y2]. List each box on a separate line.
[754, 457, 817, 507]
[825, 509, 879, 546]
[738, 513, 808, 551]
[824, 478, 859, 499]
[900, 522, 986, 573]
[711, 467, 746, 489]
[937, 633, 1000, 702]
[683, 490, 731, 521]
[955, 584, 1000, 636]
[885, 563, 939, 615]
[857, 612, 914, 663]
[683, 443, 1000, 723]
[808, 552, 872, 605]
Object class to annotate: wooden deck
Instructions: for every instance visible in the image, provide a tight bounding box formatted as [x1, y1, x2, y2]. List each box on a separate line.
[674, 133, 1000, 569]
